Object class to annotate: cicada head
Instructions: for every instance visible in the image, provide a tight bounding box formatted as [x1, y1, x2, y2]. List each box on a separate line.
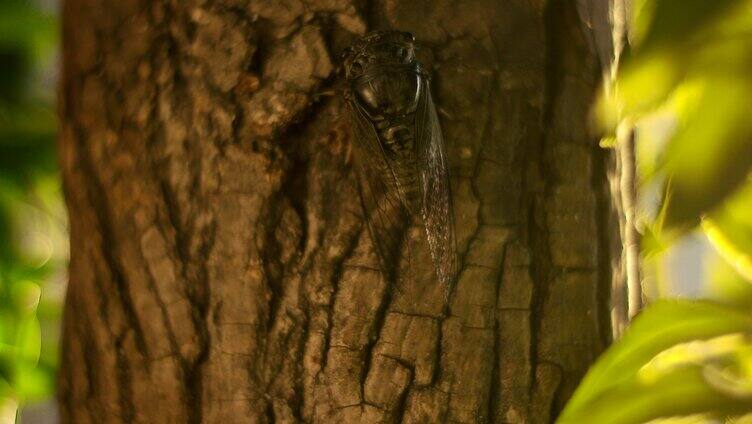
[342, 30, 423, 120]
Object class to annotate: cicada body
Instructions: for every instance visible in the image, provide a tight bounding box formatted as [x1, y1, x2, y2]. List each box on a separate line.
[341, 30, 457, 288]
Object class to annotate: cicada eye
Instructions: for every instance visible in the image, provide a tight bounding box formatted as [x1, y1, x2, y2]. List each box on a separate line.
[397, 47, 411, 63]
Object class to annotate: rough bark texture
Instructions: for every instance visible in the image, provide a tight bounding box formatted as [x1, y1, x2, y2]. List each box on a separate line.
[58, 0, 619, 422]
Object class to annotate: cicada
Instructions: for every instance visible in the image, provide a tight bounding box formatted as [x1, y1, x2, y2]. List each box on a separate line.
[341, 30, 457, 288]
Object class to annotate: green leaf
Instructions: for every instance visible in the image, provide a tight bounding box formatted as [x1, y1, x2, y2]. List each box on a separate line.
[10, 281, 40, 315]
[13, 316, 40, 364]
[659, 77, 752, 229]
[13, 361, 53, 401]
[0, 1, 57, 61]
[559, 364, 752, 424]
[562, 301, 752, 416]
[631, 0, 744, 50]
[641, 416, 714, 424]
[729, 414, 752, 424]
[702, 181, 752, 282]
[0, 101, 57, 140]
[706, 254, 752, 308]
[598, 1, 752, 234]
[614, 1, 752, 120]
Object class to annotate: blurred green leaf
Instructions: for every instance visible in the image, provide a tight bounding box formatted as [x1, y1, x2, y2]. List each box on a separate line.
[632, 0, 743, 48]
[0, 0, 62, 411]
[0, 101, 57, 140]
[14, 317, 40, 365]
[0, 0, 57, 61]
[599, 0, 752, 234]
[640, 179, 679, 260]
[563, 301, 752, 416]
[604, 74, 752, 233]
[580, 0, 752, 422]
[703, 342, 752, 400]
[11, 281, 41, 315]
[702, 181, 752, 281]
[643, 416, 714, 424]
[660, 77, 752, 229]
[706, 254, 752, 308]
[634, 112, 675, 182]
[559, 359, 752, 424]
[562, 334, 752, 423]
[13, 361, 53, 401]
[729, 414, 752, 424]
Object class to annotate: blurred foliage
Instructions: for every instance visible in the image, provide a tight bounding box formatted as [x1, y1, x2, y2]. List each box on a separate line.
[560, 302, 752, 423]
[597, 0, 752, 230]
[0, 0, 63, 421]
[562, 0, 752, 422]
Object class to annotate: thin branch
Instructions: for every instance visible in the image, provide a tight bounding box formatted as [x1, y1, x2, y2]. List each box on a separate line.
[618, 125, 642, 319]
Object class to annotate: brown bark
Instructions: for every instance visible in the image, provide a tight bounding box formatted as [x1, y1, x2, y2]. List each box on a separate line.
[58, 0, 619, 422]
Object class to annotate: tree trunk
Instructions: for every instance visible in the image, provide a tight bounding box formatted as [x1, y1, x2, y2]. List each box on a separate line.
[58, 0, 619, 422]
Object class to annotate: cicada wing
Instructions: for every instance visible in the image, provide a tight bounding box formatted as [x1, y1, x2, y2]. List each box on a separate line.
[346, 100, 409, 274]
[415, 83, 458, 288]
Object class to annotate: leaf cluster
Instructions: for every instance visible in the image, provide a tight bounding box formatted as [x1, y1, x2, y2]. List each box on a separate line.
[0, 0, 63, 419]
[563, 1, 752, 422]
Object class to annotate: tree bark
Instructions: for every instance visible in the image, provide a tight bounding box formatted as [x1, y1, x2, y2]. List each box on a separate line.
[58, 0, 619, 422]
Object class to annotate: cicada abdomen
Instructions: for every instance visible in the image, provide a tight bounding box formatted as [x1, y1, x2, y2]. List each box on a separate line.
[341, 30, 457, 289]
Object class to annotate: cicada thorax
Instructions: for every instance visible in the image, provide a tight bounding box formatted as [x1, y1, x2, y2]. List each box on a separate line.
[344, 38, 427, 216]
